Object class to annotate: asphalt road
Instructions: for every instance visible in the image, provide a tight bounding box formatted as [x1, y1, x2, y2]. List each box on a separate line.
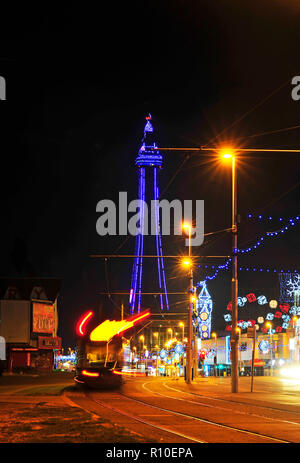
[67, 375, 300, 443]
[1, 372, 300, 443]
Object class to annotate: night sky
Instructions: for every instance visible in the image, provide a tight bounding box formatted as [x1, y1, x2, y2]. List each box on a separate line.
[1, 2, 299, 347]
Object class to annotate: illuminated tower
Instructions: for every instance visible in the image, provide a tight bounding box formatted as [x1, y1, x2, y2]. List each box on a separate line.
[195, 281, 213, 339]
[129, 115, 169, 314]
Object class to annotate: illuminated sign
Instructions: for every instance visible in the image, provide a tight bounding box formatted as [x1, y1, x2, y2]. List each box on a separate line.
[38, 336, 61, 350]
[32, 303, 55, 334]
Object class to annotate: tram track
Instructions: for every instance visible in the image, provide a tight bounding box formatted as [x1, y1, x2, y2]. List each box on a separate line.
[65, 385, 291, 443]
[161, 382, 300, 426]
[119, 383, 290, 443]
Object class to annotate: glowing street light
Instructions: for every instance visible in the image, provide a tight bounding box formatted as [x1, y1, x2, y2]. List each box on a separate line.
[220, 148, 235, 160]
[182, 222, 194, 384]
[221, 147, 238, 393]
[265, 322, 273, 376]
[139, 335, 144, 352]
[182, 257, 192, 267]
[179, 322, 185, 341]
[293, 316, 298, 329]
[211, 332, 217, 374]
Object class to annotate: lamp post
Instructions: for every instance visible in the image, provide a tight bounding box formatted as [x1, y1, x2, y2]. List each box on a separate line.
[179, 322, 185, 342]
[212, 332, 217, 375]
[221, 150, 238, 393]
[139, 335, 144, 356]
[236, 327, 241, 375]
[266, 322, 273, 376]
[183, 222, 194, 384]
[152, 331, 159, 350]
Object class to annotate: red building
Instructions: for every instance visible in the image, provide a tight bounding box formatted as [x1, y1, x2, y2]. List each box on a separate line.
[0, 278, 62, 373]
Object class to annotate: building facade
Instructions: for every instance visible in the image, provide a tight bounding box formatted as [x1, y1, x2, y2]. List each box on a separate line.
[0, 278, 61, 373]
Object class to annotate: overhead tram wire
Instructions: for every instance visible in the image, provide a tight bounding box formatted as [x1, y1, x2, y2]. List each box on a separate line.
[218, 124, 300, 145]
[201, 75, 299, 148]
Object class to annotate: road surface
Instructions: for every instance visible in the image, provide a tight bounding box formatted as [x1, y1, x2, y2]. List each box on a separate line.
[67, 375, 300, 443]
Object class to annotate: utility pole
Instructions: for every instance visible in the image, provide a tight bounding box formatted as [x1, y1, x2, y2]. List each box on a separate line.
[183, 223, 194, 385]
[186, 265, 193, 384]
[231, 155, 239, 393]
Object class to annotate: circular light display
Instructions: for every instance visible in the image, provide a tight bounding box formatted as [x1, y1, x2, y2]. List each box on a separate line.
[269, 300, 278, 309]
[174, 344, 183, 355]
[201, 325, 208, 331]
[200, 312, 208, 321]
[202, 332, 209, 338]
[159, 349, 167, 359]
[258, 340, 269, 354]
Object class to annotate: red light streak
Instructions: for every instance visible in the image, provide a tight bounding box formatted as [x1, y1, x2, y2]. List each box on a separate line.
[77, 311, 93, 335]
[74, 376, 85, 383]
[113, 370, 146, 377]
[81, 370, 99, 377]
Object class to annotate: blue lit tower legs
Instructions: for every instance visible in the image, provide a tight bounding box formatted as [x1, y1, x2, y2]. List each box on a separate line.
[129, 115, 169, 314]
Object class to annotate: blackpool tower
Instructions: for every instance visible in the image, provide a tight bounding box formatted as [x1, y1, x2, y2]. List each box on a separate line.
[129, 115, 169, 314]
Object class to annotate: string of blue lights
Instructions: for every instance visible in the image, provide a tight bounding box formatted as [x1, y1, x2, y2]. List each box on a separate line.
[200, 213, 299, 281]
[246, 213, 300, 222]
[237, 215, 300, 255]
[198, 264, 299, 274]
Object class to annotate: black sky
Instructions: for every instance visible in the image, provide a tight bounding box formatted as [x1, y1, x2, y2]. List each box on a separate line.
[0, 1, 299, 346]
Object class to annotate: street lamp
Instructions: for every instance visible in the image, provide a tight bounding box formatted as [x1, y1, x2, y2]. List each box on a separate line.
[293, 316, 298, 329]
[182, 222, 194, 384]
[212, 332, 217, 375]
[179, 322, 185, 342]
[139, 335, 144, 353]
[221, 149, 238, 393]
[152, 331, 159, 350]
[236, 327, 241, 374]
[265, 322, 273, 376]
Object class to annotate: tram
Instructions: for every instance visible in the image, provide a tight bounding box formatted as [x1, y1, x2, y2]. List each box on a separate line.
[74, 309, 150, 388]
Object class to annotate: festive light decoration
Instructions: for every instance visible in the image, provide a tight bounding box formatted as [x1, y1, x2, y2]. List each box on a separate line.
[198, 263, 299, 281]
[247, 213, 300, 224]
[258, 340, 269, 354]
[223, 290, 299, 332]
[269, 300, 278, 309]
[237, 216, 300, 255]
[199, 214, 299, 282]
[174, 344, 184, 355]
[130, 115, 169, 313]
[159, 349, 168, 359]
[195, 281, 213, 339]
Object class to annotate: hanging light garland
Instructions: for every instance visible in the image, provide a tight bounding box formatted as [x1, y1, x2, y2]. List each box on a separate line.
[199, 212, 299, 281]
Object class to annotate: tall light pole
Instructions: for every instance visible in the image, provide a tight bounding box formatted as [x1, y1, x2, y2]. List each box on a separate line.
[179, 322, 185, 342]
[266, 322, 273, 376]
[221, 150, 238, 393]
[212, 332, 217, 376]
[183, 223, 194, 384]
